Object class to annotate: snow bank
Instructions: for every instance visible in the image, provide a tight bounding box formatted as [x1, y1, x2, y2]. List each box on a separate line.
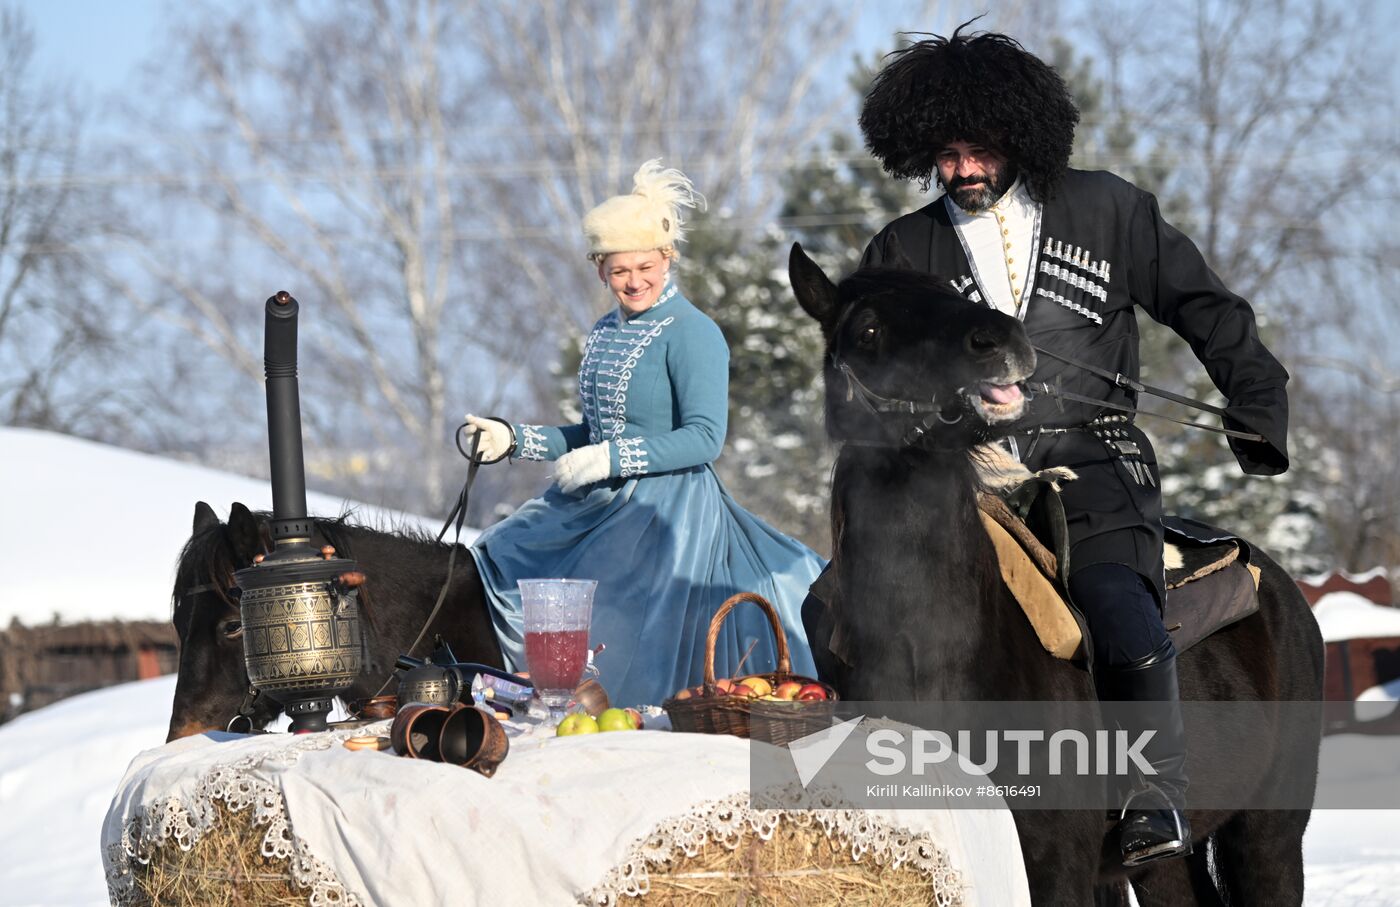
[1312, 591, 1400, 643]
[0, 675, 177, 907]
[0, 427, 455, 626]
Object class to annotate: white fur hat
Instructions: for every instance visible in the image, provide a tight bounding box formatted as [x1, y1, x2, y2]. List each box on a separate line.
[583, 159, 705, 258]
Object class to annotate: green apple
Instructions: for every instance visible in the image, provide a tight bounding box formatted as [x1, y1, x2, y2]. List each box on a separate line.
[556, 712, 600, 736]
[597, 707, 637, 732]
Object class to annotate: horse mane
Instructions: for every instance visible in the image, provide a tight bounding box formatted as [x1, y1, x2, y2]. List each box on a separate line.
[842, 265, 965, 302]
[170, 509, 442, 620]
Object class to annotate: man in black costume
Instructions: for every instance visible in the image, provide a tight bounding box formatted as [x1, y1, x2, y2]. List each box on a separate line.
[856, 26, 1290, 866]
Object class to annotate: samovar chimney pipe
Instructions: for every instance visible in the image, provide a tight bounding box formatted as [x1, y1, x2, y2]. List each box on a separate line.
[236, 290, 363, 734]
[263, 290, 312, 545]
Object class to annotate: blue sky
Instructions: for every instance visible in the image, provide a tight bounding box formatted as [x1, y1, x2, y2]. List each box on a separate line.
[24, 0, 161, 93]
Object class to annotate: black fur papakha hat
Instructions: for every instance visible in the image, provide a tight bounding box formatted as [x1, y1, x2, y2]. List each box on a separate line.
[859, 23, 1079, 203]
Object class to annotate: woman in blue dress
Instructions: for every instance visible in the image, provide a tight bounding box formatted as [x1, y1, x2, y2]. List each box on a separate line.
[463, 160, 824, 708]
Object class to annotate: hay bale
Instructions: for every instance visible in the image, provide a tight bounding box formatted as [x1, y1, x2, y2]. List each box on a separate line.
[122, 797, 960, 907]
[634, 817, 960, 907]
[126, 801, 310, 907]
[639, 825, 943, 905]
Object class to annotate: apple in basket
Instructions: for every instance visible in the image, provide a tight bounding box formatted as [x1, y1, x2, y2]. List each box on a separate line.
[772, 681, 803, 701]
[738, 676, 773, 697]
[731, 682, 762, 699]
[713, 678, 737, 695]
[796, 683, 828, 702]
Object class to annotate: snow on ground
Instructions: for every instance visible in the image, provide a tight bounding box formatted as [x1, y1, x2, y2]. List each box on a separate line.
[1360, 678, 1400, 702]
[1, 428, 1398, 905]
[1313, 591, 1400, 643]
[0, 427, 458, 626]
[1, 678, 1398, 906]
[1303, 566, 1392, 586]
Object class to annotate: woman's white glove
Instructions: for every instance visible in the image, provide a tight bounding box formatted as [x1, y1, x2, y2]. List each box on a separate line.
[462, 414, 515, 462]
[554, 442, 612, 493]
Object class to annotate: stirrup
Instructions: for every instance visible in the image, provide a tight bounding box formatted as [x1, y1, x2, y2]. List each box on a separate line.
[1123, 832, 1192, 867]
[1117, 785, 1192, 867]
[1118, 809, 1193, 866]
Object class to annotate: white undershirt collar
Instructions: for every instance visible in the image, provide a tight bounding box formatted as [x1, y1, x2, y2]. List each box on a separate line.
[945, 176, 1040, 318]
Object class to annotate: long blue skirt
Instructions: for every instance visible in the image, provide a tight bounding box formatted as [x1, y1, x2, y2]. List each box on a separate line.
[469, 464, 824, 708]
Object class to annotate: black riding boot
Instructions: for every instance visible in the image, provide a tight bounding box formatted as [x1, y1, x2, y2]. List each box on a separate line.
[1099, 638, 1192, 866]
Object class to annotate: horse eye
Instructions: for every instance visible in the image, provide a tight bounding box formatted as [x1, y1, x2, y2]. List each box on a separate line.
[220, 619, 244, 640]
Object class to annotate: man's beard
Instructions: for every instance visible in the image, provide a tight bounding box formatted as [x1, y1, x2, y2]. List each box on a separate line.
[945, 166, 1016, 212]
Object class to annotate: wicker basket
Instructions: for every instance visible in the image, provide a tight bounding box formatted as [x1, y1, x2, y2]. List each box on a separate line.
[663, 592, 837, 746]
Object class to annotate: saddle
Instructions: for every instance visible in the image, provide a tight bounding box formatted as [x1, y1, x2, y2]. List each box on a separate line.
[982, 479, 1261, 662]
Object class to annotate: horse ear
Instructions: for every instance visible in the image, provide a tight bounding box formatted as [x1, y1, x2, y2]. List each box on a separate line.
[193, 501, 220, 534]
[883, 233, 916, 271]
[789, 243, 839, 329]
[227, 502, 265, 563]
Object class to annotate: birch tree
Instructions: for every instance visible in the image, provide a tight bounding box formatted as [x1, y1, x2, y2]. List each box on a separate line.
[0, 6, 118, 436]
[122, 0, 862, 514]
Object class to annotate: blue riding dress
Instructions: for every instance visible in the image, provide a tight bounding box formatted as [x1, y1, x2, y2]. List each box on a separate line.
[469, 282, 824, 708]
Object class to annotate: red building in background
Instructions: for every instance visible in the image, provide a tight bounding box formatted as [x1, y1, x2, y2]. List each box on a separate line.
[1300, 569, 1400, 732]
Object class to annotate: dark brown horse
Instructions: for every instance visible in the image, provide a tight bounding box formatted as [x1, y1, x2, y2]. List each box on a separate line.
[167, 501, 503, 741]
[788, 242, 1324, 906]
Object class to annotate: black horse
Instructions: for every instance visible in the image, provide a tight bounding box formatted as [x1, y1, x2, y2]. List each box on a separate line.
[167, 501, 503, 741]
[788, 242, 1324, 905]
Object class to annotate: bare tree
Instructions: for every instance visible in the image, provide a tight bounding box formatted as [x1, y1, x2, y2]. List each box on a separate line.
[116, 0, 866, 515]
[1058, 0, 1399, 574]
[0, 6, 119, 437]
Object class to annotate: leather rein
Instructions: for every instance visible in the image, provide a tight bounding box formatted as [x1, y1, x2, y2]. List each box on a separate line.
[1028, 346, 1266, 443]
[829, 335, 1266, 450]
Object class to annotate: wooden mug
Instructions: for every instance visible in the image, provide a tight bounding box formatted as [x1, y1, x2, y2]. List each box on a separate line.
[438, 705, 510, 778]
[389, 703, 452, 760]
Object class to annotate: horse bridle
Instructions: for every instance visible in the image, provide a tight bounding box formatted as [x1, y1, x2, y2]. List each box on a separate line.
[177, 578, 266, 732]
[826, 296, 988, 449]
[833, 359, 970, 449]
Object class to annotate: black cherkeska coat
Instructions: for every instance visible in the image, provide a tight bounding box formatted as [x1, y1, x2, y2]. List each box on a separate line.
[862, 168, 1289, 600]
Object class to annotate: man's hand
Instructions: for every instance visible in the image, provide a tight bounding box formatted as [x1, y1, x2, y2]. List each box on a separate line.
[555, 442, 612, 493]
[462, 414, 515, 462]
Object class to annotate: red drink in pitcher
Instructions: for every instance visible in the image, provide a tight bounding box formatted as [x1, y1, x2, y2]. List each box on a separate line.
[524, 628, 590, 692]
[519, 578, 596, 721]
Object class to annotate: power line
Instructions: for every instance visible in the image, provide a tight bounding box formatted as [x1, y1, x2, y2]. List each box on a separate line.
[6, 145, 1389, 192]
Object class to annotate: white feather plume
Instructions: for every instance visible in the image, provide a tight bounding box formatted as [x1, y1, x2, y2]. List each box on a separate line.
[630, 158, 707, 245]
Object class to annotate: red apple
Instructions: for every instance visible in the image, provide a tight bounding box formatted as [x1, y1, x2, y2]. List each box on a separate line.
[625, 707, 644, 730]
[713, 678, 736, 695]
[795, 684, 828, 702]
[733, 682, 763, 698]
[773, 681, 803, 701]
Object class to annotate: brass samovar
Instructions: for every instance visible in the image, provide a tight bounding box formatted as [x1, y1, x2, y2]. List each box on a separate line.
[234, 291, 363, 733]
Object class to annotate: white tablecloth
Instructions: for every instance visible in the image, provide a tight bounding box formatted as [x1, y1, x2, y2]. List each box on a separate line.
[102, 717, 1029, 906]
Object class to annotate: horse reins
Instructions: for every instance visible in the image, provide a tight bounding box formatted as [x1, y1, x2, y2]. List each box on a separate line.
[1028, 346, 1266, 443]
[358, 421, 505, 705]
[827, 316, 1267, 450]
